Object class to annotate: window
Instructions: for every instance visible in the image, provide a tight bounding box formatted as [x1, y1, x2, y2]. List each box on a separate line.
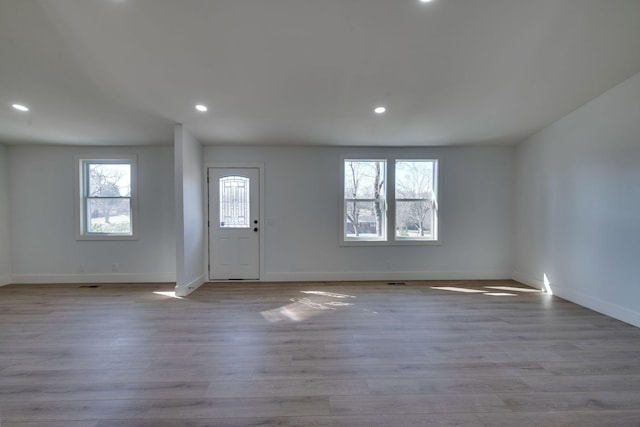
[344, 160, 386, 241]
[77, 156, 137, 240]
[342, 158, 438, 244]
[219, 176, 250, 228]
[395, 160, 438, 241]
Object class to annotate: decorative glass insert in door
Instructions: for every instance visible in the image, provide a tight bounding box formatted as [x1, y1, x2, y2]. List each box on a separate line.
[219, 176, 250, 228]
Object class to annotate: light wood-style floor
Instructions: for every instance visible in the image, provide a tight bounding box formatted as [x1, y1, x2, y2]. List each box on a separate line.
[1, 280, 640, 426]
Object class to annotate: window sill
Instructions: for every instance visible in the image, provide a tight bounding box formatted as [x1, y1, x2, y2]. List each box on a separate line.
[340, 239, 442, 247]
[76, 234, 137, 241]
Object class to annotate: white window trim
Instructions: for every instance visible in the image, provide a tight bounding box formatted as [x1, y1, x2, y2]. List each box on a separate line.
[394, 159, 439, 242]
[340, 155, 441, 246]
[343, 158, 388, 243]
[75, 154, 138, 241]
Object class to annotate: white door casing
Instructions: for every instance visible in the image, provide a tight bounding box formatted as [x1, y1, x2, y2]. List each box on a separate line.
[208, 167, 260, 280]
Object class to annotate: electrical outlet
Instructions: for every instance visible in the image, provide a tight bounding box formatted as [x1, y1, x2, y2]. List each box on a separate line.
[384, 260, 391, 270]
[111, 263, 118, 272]
[79, 264, 87, 273]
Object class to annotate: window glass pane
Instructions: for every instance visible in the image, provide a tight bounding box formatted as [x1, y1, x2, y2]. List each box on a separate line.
[87, 198, 132, 234]
[341, 158, 438, 244]
[219, 176, 250, 228]
[345, 201, 385, 239]
[89, 164, 131, 197]
[395, 161, 433, 199]
[395, 200, 434, 239]
[344, 161, 385, 199]
[78, 157, 136, 239]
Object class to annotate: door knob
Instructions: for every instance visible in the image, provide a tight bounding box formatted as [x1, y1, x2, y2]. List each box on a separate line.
[254, 227, 259, 232]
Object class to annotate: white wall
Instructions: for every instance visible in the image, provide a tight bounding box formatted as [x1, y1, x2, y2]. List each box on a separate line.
[205, 145, 514, 281]
[0, 145, 11, 285]
[174, 125, 205, 296]
[513, 71, 640, 327]
[8, 145, 176, 283]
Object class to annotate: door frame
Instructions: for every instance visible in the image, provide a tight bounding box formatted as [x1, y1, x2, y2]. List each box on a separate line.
[204, 163, 265, 281]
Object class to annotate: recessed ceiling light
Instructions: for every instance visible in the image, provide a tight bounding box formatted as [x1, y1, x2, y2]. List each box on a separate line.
[374, 106, 387, 114]
[195, 104, 208, 112]
[12, 103, 29, 112]
[419, 0, 434, 3]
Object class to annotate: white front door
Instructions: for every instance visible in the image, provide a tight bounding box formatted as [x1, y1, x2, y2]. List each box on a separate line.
[208, 168, 260, 280]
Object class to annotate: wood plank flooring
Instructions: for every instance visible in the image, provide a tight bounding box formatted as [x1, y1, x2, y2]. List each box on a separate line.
[1, 280, 640, 426]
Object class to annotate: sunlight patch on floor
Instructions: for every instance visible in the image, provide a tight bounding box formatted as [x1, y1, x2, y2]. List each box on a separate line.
[484, 286, 540, 293]
[300, 291, 356, 299]
[261, 302, 312, 322]
[325, 301, 354, 307]
[153, 291, 183, 299]
[261, 299, 329, 323]
[433, 285, 540, 297]
[431, 287, 485, 293]
[261, 290, 356, 323]
[543, 273, 554, 295]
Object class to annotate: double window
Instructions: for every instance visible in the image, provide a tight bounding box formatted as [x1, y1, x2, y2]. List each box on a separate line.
[342, 158, 438, 244]
[77, 156, 137, 240]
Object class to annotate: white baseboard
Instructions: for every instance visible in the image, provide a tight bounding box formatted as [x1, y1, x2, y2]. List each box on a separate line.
[11, 273, 176, 284]
[512, 271, 640, 328]
[0, 275, 11, 287]
[175, 274, 206, 297]
[265, 271, 512, 282]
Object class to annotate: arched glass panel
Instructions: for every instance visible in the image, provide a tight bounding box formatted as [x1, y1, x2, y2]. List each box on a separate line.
[219, 176, 250, 228]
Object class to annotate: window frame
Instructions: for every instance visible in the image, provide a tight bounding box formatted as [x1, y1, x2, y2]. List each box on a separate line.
[394, 159, 439, 242]
[75, 155, 138, 241]
[342, 159, 388, 243]
[219, 175, 251, 229]
[340, 156, 440, 246]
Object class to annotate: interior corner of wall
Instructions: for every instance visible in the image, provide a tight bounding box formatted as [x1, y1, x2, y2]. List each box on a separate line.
[511, 271, 545, 291]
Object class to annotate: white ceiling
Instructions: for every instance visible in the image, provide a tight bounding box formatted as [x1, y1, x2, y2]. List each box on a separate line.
[1, 0, 640, 147]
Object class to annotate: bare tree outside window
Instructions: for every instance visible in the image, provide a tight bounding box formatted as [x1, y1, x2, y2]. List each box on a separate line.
[344, 160, 386, 240]
[395, 160, 437, 239]
[85, 163, 132, 234]
[342, 158, 437, 244]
